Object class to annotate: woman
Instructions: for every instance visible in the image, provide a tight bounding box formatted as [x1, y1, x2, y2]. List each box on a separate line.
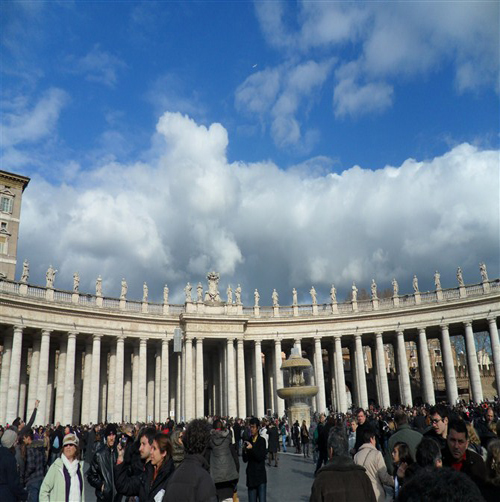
[39, 433, 84, 501]
[480, 439, 500, 502]
[391, 441, 413, 498]
[300, 420, 310, 458]
[115, 432, 175, 502]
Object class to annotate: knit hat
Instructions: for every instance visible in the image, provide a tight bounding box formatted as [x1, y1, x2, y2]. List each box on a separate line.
[1, 429, 17, 448]
[104, 424, 118, 437]
[62, 433, 79, 447]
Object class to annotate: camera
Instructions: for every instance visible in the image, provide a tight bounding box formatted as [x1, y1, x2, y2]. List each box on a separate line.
[117, 433, 131, 448]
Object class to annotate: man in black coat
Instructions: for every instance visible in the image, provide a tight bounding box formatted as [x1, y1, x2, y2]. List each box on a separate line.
[242, 417, 267, 501]
[354, 408, 371, 453]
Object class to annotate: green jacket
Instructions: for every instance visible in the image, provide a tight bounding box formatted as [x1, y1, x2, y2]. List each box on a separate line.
[39, 457, 85, 502]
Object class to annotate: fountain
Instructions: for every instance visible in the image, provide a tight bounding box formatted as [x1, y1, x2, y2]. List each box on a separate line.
[277, 349, 319, 427]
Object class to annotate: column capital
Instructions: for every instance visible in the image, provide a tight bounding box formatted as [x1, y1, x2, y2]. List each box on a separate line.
[396, 330, 404, 337]
[440, 323, 449, 330]
[294, 337, 302, 344]
[67, 331, 78, 339]
[463, 321, 472, 328]
[226, 337, 235, 344]
[333, 334, 342, 342]
[41, 329, 52, 336]
[161, 338, 169, 346]
[196, 337, 204, 343]
[140, 337, 148, 345]
[255, 339, 262, 347]
[13, 324, 23, 333]
[374, 332, 383, 339]
[354, 333, 362, 341]
[116, 334, 126, 342]
[487, 316, 498, 324]
[418, 327, 426, 335]
[92, 334, 103, 341]
[274, 336, 282, 344]
[237, 338, 245, 346]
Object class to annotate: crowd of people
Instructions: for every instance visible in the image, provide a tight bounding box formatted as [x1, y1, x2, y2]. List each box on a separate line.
[1, 397, 499, 501]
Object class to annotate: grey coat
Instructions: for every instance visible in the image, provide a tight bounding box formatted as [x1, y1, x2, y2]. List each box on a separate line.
[208, 430, 239, 484]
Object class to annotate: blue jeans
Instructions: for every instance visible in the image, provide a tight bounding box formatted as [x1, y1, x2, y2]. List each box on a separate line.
[27, 480, 42, 502]
[248, 483, 267, 502]
[282, 436, 287, 452]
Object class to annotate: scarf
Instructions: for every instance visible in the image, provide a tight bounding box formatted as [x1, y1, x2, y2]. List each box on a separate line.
[61, 454, 83, 501]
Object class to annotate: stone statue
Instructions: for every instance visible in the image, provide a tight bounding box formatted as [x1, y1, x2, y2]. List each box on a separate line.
[45, 265, 57, 289]
[205, 271, 221, 302]
[73, 272, 79, 292]
[197, 282, 203, 302]
[457, 267, 464, 287]
[392, 278, 399, 296]
[292, 288, 298, 306]
[412, 275, 419, 293]
[480, 262, 488, 282]
[184, 282, 192, 302]
[143, 282, 148, 302]
[120, 279, 128, 300]
[226, 285, 233, 304]
[371, 279, 377, 299]
[163, 284, 169, 304]
[310, 286, 317, 305]
[330, 284, 337, 303]
[272, 289, 279, 307]
[434, 271, 441, 290]
[351, 282, 358, 302]
[235, 284, 242, 305]
[20, 259, 29, 283]
[254, 288, 260, 307]
[96, 275, 102, 296]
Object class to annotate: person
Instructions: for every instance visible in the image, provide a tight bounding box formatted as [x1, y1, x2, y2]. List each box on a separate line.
[426, 404, 448, 450]
[267, 421, 279, 467]
[385, 410, 422, 472]
[0, 428, 28, 501]
[310, 426, 376, 502]
[354, 408, 370, 453]
[207, 419, 239, 502]
[442, 418, 486, 487]
[39, 433, 85, 501]
[292, 420, 301, 454]
[242, 417, 267, 502]
[12, 400, 39, 439]
[163, 418, 217, 501]
[480, 439, 500, 501]
[87, 423, 120, 502]
[49, 423, 64, 466]
[114, 432, 175, 502]
[170, 426, 185, 469]
[391, 441, 413, 498]
[280, 422, 287, 453]
[314, 413, 328, 473]
[354, 426, 394, 502]
[20, 429, 46, 502]
[475, 406, 497, 448]
[300, 420, 310, 458]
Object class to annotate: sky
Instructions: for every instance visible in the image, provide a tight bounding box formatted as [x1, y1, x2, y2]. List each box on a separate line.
[1, 1, 499, 305]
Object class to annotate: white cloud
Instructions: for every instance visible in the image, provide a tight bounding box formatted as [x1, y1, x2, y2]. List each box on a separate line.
[18, 113, 499, 304]
[1, 88, 68, 147]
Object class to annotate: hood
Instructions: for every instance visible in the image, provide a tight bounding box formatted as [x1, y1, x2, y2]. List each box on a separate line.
[210, 429, 231, 447]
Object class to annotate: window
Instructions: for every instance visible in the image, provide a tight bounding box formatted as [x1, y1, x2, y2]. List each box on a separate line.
[0, 236, 6, 254]
[0, 222, 6, 230]
[0, 196, 13, 213]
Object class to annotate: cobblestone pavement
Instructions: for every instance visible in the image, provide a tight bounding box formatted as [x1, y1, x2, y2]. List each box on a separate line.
[84, 450, 315, 501]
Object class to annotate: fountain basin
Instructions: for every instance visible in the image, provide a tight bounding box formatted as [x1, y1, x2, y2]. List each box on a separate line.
[277, 385, 319, 399]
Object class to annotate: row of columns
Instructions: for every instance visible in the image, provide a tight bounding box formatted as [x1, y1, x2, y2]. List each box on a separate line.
[0, 317, 499, 424]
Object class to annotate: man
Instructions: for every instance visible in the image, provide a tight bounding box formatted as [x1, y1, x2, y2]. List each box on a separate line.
[11, 400, 39, 439]
[242, 417, 267, 502]
[87, 423, 121, 502]
[0, 429, 28, 501]
[354, 408, 371, 453]
[475, 406, 497, 448]
[425, 404, 448, 451]
[267, 421, 279, 467]
[354, 427, 393, 502]
[442, 418, 486, 487]
[385, 410, 423, 473]
[314, 413, 328, 473]
[310, 426, 376, 502]
[48, 423, 64, 466]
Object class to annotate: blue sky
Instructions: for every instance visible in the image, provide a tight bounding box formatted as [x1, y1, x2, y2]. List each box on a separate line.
[1, 1, 499, 304]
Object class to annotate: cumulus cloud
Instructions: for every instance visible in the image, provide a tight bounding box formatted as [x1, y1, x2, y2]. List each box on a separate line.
[18, 112, 499, 305]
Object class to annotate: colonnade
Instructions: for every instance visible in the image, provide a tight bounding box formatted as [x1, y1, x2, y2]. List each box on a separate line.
[1, 316, 499, 425]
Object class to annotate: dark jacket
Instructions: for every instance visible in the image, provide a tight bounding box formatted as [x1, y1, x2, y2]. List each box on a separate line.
[267, 425, 279, 454]
[163, 453, 217, 502]
[49, 427, 64, 455]
[309, 456, 376, 502]
[114, 457, 174, 502]
[0, 445, 28, 502]
[23, 442, 46, 487]
[17, 407, 37, 439]
[242, 435, 267, 488]
[354, 421, 372, 453]
[87, 443, 121, 502]
[207, 430, 239, 484]
[442, 446, 486, 484]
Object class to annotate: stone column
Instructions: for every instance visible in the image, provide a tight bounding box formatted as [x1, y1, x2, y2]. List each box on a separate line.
[89, 335, 101, 424]
[6, 326, 23, 423]
[184, 338, 194, 420]
[131, 343, 139, 422]
[354, 337, 368, 410]
[46, 347, 56, 424]
[464, 322, 483, 403]
[138, 338, 147, 422]
[396, 331, 412, 406]
[27, 337, 40, 414]
[123, 347, 132, 422]
[104, 343, 115, 422]
[160, 339, 169, 421]
[36, 330, 51, 425]
[196, 338, 204, 418]
[348, 344, 359, 407]
[181, 341, 186, 420]
[114, 336, 125, 422]
[62, 332, 77, 425]
[18, 346, 28, 419]
[314, 337, 327, 413]
[237, 339, 247, 419]
[328, 343, 337, 410]
[254, 340, 265, 418]
[73, 347, 83, 424]
[265, 349, 274, 414]
[334, 335, 347, 412]
[294, 338, 302, 355]
[99, 349, 107, 422]
[54, 338, 67, 424]
[374, 333, 391, 408]
[440, 324, 458, 404]
[81, 340, 92, 425]
[226, 338, 237, 417]
[417, 328, 435, 405]
[146, 349, 155, 421]
[274, 338, 284, 418]
[154, 346, 161, 421]
[0, 333, 13, 425]
[488, 318, 500, 397]
[175, 352, 181, 421]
